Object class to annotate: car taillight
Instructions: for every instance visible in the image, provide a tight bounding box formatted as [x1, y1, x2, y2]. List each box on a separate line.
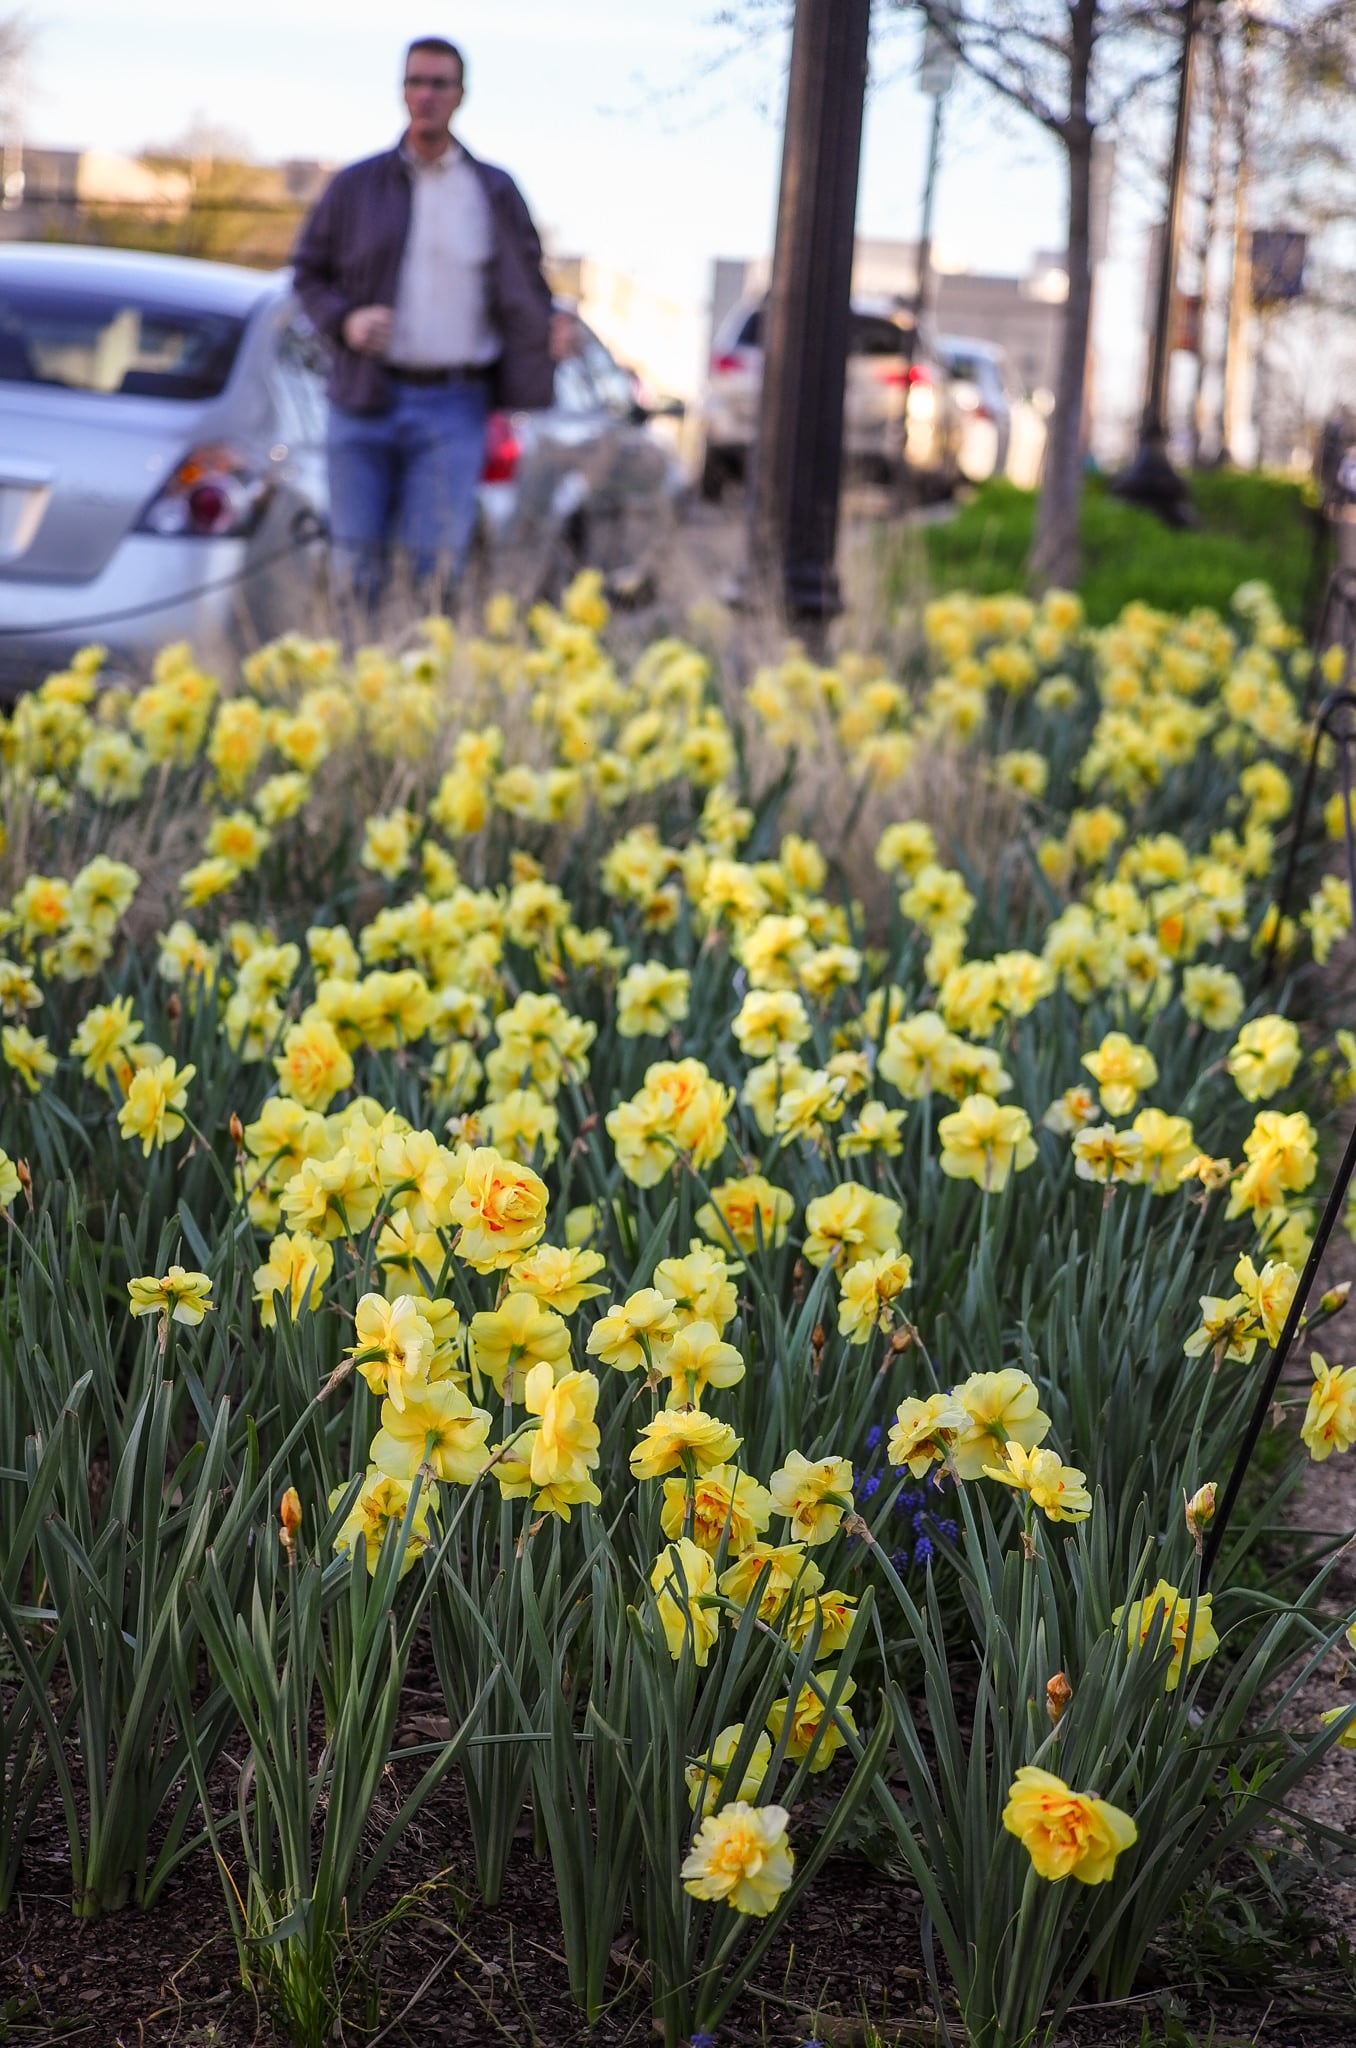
[875, 363, 932, 389]
[710, 352, 743, 375]
[137, 445, 271, 538]
[482, 412, 521, 484]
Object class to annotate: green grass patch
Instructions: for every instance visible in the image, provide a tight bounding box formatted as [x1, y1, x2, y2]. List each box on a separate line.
[916, 471, 1321, 623]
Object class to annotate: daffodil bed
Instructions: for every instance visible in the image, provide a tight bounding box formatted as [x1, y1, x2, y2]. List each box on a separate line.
[2, 573, 1356, 2048]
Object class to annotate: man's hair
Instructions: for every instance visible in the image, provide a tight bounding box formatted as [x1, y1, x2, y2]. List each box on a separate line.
[405, 36, 465, 84]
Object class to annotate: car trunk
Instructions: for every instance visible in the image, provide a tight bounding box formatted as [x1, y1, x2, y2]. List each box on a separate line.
[0, 389, 214, 583]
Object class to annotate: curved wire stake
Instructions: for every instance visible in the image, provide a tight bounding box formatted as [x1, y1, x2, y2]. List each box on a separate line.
[1262, 685, 1356, 989]
[1211, 633, 1356, 1581]
[1201, 1114, 1356, 1588]
[1302, 567, 1356, 719]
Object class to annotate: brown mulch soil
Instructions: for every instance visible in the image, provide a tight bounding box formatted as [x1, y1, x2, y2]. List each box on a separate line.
[1, 1759, 936, 2048]
[5, 1690, 1356, 2048]
[10, 991, 1356, 2048]
[1281, 1097, 1356, 1954]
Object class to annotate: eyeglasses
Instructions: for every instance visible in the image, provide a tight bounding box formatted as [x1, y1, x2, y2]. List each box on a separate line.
[405, 74, 461, 91]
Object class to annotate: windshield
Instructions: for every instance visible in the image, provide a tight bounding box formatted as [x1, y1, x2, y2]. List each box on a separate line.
[0, 281, 246, 399]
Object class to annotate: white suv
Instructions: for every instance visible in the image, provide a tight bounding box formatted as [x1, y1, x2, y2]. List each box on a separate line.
[698, 296, 961, 501]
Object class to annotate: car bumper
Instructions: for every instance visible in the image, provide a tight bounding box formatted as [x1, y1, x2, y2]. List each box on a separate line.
[0, 535, 254, 693]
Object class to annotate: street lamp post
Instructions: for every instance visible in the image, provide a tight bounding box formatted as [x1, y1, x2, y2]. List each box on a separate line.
[746, 0, 872, 637]
[1112, 0, 1202, 524]
[913, 87, 945, 334]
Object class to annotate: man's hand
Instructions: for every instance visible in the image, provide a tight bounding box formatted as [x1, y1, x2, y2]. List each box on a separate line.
[549, 310, 578, 363]
[342, 305, 395, 357]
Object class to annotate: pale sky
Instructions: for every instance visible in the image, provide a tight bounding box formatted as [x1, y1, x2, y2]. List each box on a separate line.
[18, 0, 1159, 429]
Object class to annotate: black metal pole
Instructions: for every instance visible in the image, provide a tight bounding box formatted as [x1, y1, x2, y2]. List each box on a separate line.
[913, 89, 945, 333]
[746, 0, 873, 638]
[1112, 0, 1201, 527]
[1208, 682, 1356, 1583]
[1202, 1114, 1356, 1587]
[1262, 687, 1356, 986]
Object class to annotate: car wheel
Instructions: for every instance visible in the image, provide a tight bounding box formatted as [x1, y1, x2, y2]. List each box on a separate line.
[582, 488, 675, 608]
[699, 449, 727, 502]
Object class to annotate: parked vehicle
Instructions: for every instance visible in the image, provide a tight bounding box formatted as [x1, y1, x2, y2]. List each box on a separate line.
[473, 316, 685, 609]
[938, 336, 1014, 484]
[697, 294, 961, 501]
[0, 244, 682, 693]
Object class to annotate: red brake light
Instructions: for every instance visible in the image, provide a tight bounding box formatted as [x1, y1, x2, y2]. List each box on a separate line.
[137, 444, 271, 538]
[710, 352, 743, 375]
[481, 412, 521, 484]
[874, 363, 932, 389]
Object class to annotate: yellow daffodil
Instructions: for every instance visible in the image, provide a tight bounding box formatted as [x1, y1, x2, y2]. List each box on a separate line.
[1081, 1032, 1158, 1117]
[766, 1668, 857, 1771]
[348, 1293, 437, 1413]
[1300, 1353, 1356, 1461]
[508, 1242, 608, 1315]
[718, 1540, 822, 1621]
[887, 1391, 970, 1478]
[448, 1146, 549, 1271]
[685, 1726, 775, 1819]
[127, 1266, 214, 1327]
[370, 1379, 493, 1485]
[116, 1055, 195, 1155]
[466, 1290, 570, 1403]
[802, 1181, 902, 1270]
[650, 1536, 720, 1664]
[1002, 1767, 1136, 1883]
[983, 1440, 1092, 1522]
[661, 1463, 773, 1555]
[937, 1094, 1037, 1193]
[331, 1469, 435, 1577]
[696, 1175, 795, 1255]
[253, 1232, 334, 1327]
[631, 1409, 741, 1482]
[768, 1450, 854, 1545]
[681, 1802, 794, 1915]
[950, 1370, 1051, 1482]
[1226, 1014, 1301, 1103]
[1113, 1578, 1218, 1688]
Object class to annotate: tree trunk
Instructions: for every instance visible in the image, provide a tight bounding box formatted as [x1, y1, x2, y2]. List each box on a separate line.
[1218, 21, 1254, 463]
[1029, 0, 1096, 590]
[1190, 16, 1226, 466]
[1029, 120, 1094, 589]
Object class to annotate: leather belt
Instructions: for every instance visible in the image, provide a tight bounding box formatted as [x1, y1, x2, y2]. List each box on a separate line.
[385, 363, 491, 386]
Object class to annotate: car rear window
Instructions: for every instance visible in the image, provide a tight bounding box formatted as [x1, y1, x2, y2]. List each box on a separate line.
[0, 282, 246, 399]
[850, 315, 909, 357]
[734, 308, 915, 356]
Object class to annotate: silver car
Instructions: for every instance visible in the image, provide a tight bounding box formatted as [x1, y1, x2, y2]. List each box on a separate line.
[0, 244, 319, 694]
[0, 243, 681, 693]
[698, 294, 961, 501]
[938, 336, 1014, 483]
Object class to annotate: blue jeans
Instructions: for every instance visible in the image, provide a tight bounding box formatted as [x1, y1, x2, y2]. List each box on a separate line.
[327, 379, 488, 622]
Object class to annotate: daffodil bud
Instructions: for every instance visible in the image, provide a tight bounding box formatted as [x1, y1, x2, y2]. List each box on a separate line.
[1046, 1671, 1072, 1724]
[1319, 1283, 1351, 1317]
[228, 1111, 245, 1149]
[279, 1486, 302, 1556]
[1184, 1482, 1216, 1554]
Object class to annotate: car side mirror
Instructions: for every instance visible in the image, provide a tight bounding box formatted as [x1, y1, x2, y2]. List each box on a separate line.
[631, 395, 685, 425]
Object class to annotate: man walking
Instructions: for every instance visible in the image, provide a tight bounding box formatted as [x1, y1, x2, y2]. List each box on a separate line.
[292, 36, 558, 622]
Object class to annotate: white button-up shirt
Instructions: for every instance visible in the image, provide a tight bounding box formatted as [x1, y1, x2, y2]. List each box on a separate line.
[387, 140, 499, 371]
